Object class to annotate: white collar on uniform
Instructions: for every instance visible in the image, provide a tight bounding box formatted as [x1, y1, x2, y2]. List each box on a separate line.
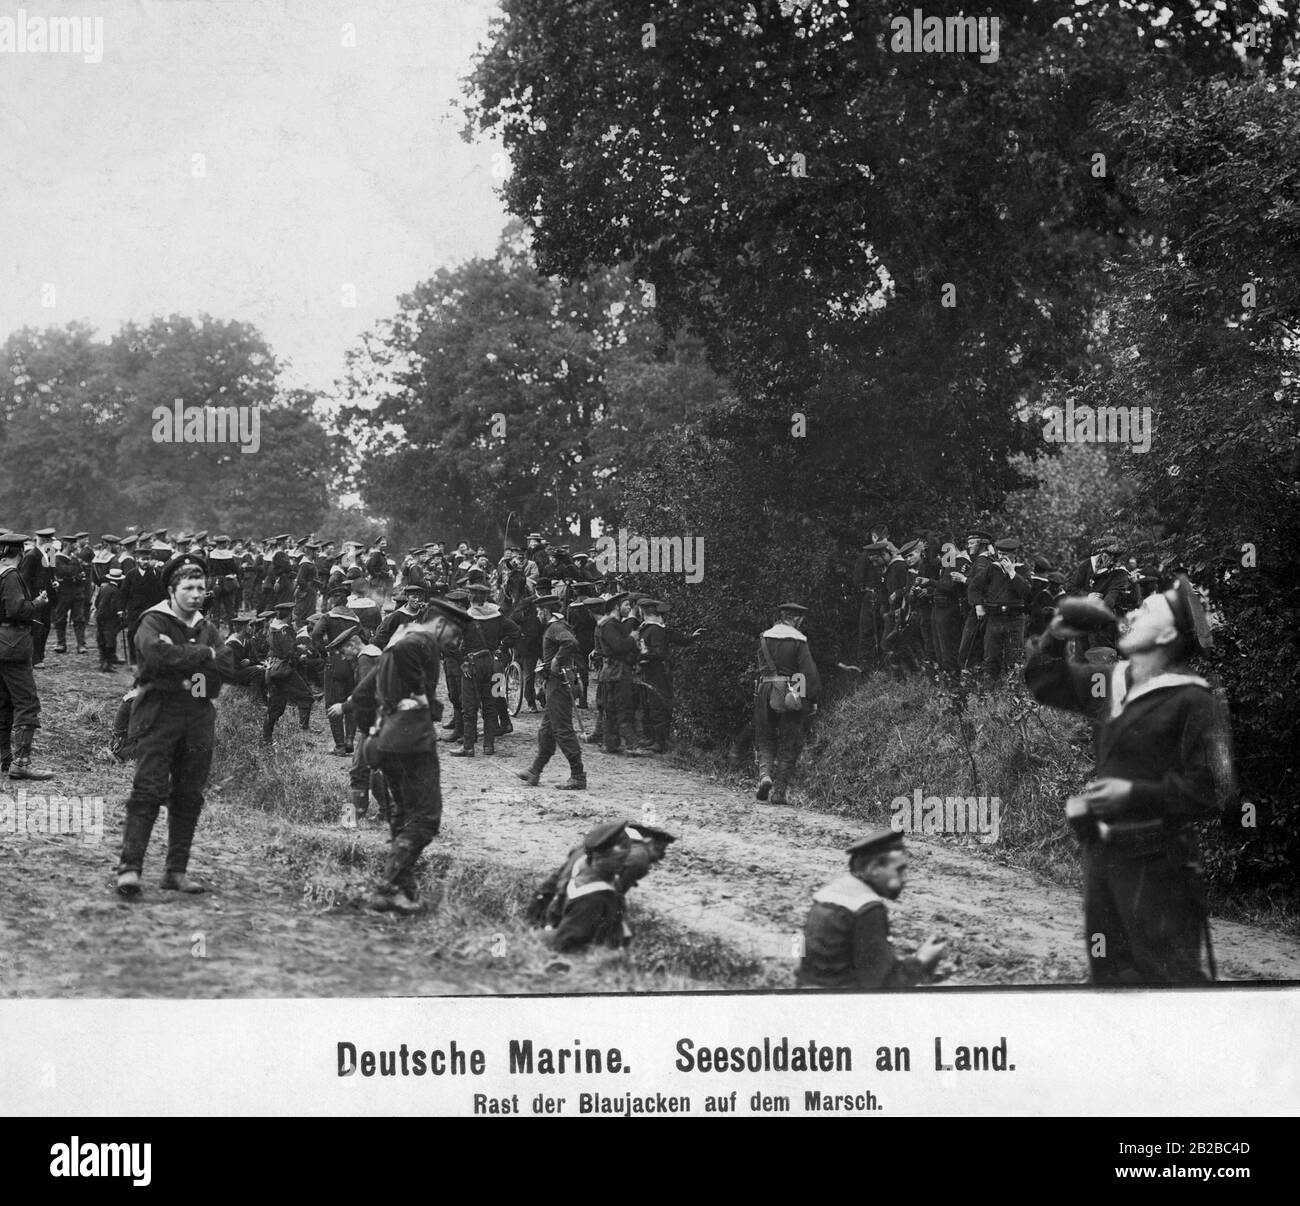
[567, 877, 616, 900]
[812, 872, 884, 913]
[761, 623, 807, 642]
[1107, 662, 1209, 719]
[145, 599, 206, 629]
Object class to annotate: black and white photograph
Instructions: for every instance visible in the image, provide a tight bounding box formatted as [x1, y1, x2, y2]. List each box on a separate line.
[1, 0, 1298, 1148]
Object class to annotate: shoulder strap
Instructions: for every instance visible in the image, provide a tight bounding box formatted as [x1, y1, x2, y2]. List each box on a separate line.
[759, 636, 780, 676]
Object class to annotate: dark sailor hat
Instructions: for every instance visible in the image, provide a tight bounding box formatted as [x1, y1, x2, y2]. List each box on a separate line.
[532, 594, 560, 608]
[846, 829, 905, 861]
[965, 528, 993, 543]
[1166, 574, 1214, 653]
[777, 601, 808, 614]
[425, 597, 473, 627]
[994, 537, 1021, 553]
[160, 552, 207, 588]
[626, 823, 676, 846]
[34, 527, 56, 538]
[584, 819, 631, 854]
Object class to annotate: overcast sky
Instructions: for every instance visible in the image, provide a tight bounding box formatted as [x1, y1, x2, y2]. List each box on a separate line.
[0, 0, 507, 393]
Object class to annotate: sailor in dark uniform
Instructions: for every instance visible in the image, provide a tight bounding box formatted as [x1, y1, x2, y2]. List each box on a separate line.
[1025, 577, 1233, 983]
[0, 531, 55, 779]
[19, 527, 56, 665]
[797, 829, 948, 989]
[515, 594, 586, 790]
[115, 553, 236, 897]
[976, 536, 1032, 679]
[366, 598, 471, 912]
[550, 820, 633, 954]
[754, 602, 822, 806]
[262, 602, 315, 743]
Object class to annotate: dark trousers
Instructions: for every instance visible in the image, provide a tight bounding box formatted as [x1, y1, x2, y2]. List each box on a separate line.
[96, 619, 122, 669]
[264, 670, 314, 739]
[443, 656, 463, 732]
[933, 602, 963, 675]
[754, 696, 806, 792]
[324, 657, 357, 748]
[640, 666, 672, 747]
[518, 643, 541, 708]
[600, 674, 639, 752]
[378, 750, 441, 896]
[982, 613, 1025, 678]
[590, 678, 605, 741]
[0, 649, 41, 740]
[118, 696, 215, 876]
[460, 664, 497, 747]
[1083, 841, 1209, 984]
[530, 676, 584, 777]
[957, 611, 985, 670]
[349, 711, 389, 814]
[30, 601, 50, 663]
[52, 593, 88, 649]
[856, 594, 880, 670]
[215, 589, 238, 625]
[915, 603, 935, 663]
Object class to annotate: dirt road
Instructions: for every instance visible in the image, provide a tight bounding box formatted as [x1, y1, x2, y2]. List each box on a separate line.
[2, 656, 1297, 997]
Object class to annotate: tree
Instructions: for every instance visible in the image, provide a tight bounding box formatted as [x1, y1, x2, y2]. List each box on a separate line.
[0, 323, 131, 532]
[467, 1, 1297, 544]
[1, 317, 336, 538]
[336, 225, 721, 546]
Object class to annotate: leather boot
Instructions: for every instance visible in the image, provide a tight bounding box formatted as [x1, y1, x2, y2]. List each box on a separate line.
[0, 730, 10, 775]
[8, 729, 53, 780]
[118, 809, 157, 880]
[351, 788, 370, 820]
[449, 746, 474, 757]
[164, 808, 203, 881]
[556, 768, 587, 790]
[161, 873, 206, 893]
[516, 769, 540, 787]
